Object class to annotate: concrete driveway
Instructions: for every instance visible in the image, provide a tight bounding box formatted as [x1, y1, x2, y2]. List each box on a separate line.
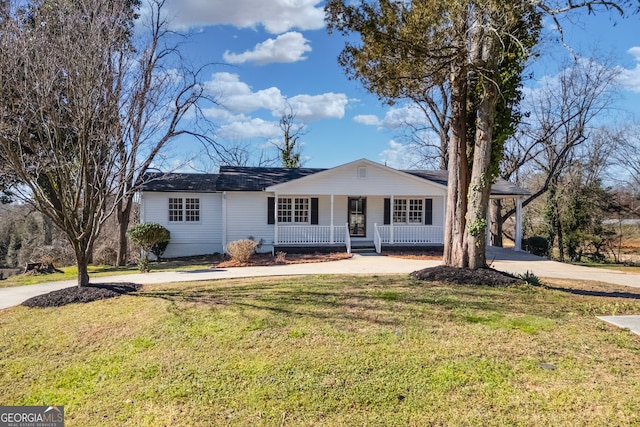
[487, 247, 640, 288]
[2, 247, 640, 310]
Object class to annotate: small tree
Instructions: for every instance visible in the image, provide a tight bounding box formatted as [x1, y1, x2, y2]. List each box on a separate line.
[273, 105, 304, 168]
[126, 223, 170, 272]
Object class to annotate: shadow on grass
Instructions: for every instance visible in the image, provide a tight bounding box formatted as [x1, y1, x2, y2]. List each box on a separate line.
[543, 284, 640, 300]
[136, 280, 533, 326]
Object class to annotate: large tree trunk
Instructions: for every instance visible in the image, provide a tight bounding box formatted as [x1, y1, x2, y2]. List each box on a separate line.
[463, 72, 498, 269]
[116, 197, 133, 266]
[443, 68, 469, 268]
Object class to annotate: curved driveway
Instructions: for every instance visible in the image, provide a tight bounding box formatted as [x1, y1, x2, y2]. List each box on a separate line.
[1, 247, 640, 310]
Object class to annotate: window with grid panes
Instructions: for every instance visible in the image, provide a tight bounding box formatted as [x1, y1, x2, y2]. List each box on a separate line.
[278, 197, 292, 223]
[393, 199, 407, 223]
[278, 197, 310, 223]
[294, 198, 309, 223]
[185, 198, 200, 222]
[169, 198, 183, 222]
[409, 199, 423, 223]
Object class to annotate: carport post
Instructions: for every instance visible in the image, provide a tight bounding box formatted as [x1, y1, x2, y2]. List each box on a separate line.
[515, 197, 523, 251]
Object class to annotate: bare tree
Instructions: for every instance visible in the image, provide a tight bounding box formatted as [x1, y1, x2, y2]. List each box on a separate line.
[0, 0, 137, 286]
[614, 122, 640, 188]
[392, 83, 450, 170]
[113, 0, 222, 265]
[194, 138, 278, 171]
[272, 105, 305, 168]
[494, 57, 620, 246]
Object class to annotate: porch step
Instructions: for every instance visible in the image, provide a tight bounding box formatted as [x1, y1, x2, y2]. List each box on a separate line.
[351, 241, 377, 254]
[351, 247, 377, 254]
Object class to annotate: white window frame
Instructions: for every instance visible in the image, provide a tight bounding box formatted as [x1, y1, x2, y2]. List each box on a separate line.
[393, 198, 423, 224]
[168, 197, 200, 223]
[185, 198, 200, 222]
[278, 197, 310, 224]
[169, 197, 183, 222]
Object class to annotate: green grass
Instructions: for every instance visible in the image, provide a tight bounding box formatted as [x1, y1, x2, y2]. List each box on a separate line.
[0, 259, 217, 288]
[2, 275, 640, 426]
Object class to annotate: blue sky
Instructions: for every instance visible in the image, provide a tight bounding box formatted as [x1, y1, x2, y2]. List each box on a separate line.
[145, 1, 640, 171]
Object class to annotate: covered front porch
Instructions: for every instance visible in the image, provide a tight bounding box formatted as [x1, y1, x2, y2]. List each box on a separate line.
[264, 159, 526, 255]
[274, 223, 445, 254]
[271, 193, 446, 254]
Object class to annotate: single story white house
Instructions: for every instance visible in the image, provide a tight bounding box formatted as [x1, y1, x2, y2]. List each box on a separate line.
[139, 158, 528, 257]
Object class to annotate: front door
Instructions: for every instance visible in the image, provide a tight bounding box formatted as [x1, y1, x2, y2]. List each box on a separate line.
[348, 197, 366, 237]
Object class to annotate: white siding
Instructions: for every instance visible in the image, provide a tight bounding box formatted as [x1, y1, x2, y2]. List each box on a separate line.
[268, 160, 447, 197]
[225, 192, 274, 253]
[141, 192, 223, 257]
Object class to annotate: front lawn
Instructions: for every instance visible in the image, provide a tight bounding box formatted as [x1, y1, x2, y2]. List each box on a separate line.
[1, 275, 640, 426]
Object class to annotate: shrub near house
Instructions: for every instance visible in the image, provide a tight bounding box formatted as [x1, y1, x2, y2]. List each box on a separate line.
[126, 223, 170, 272]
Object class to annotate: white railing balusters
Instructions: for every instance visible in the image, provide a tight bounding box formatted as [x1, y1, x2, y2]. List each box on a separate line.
[276, 225, 348, 244]
[373, 225, 444, 244]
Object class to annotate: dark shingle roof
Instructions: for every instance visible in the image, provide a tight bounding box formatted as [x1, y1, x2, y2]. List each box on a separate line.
[406, 170, 529, 196]
[140, 166, 529, 196]
[215, 166, 326, 191]
[140, 172, 219, 192]
[404, 170, 449, 187]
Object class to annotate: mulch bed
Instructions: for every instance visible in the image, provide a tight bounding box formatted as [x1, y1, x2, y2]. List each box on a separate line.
[22, 283, 142, 308]
[411, 265, 525, 287]
[216, 252, 352, 268]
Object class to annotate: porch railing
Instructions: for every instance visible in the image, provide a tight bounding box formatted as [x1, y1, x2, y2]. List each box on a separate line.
[374, 225, 382, 254]
[276, 224, 349, 245]
[344, 223, 351, 254]
[374, 224, 444, 245]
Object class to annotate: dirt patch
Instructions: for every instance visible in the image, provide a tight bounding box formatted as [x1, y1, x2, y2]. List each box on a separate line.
[22, 283, 142, 308]
[382, 249, 443, 261]
[216, 252, 352, 268]
[410, 265, 525, 287]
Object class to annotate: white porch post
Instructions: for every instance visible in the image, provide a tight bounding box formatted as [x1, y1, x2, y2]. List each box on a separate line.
[515, 196, 523, 252]
[222, 192, 227, 253]
[390, 195, 394, 244]
[330, 194, 335, 244]
[274, 193, 279, 245]
[486, 200, 492, 248]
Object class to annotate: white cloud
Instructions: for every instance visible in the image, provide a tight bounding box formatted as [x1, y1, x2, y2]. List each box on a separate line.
[159, 0, 324, 34]
[203, 72, 348, 122]
[353, 115, 381, 126]
[353, 105, 427, 130]
[380, 105, 426, 129]
[379, 140, 423, 170]
[223, 32, 311, 65]
[287, 93, 349, 121]
[205, 72, 285, 113]
[217, 118, 281, 140]
[617, 46, 640, 93]
[200, 73, 350, 140]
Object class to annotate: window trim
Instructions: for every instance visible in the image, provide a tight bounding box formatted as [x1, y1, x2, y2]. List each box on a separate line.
[392, 198, 429, 225]
[278, 196, 310, 224]
[168, 197, 201, 223]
